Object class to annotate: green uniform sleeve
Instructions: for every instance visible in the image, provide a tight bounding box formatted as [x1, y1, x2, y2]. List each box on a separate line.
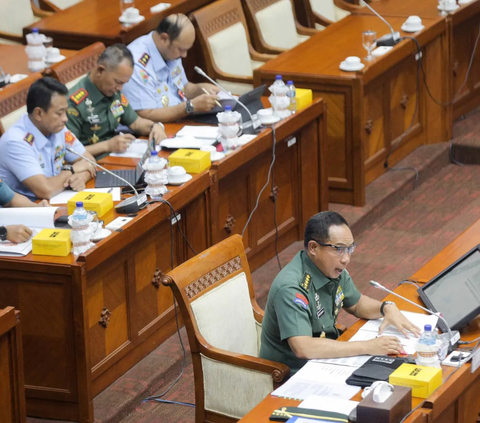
[66, 104, 85, 145]
[0, 180, 15, 206]
[273, 283, 314, 341]
[121, 101, 138, 127]
[341, 271, 361, 308]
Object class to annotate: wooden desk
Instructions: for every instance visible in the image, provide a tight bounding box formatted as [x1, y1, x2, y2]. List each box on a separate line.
[0, 307, 26, 423]
[0, 45, 75, 76]
[23, 0, 213, 50]
[355, 0, 480, 121]
[254, 14, 450, 206]
[239, 219, 480, 423]
[0, 98, 327, 422]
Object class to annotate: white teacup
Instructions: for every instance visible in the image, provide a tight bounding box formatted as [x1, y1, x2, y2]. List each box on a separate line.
[46, 47, 61, 63]
[123, 7, 140, 20]
[344, 56, 361, 68]
[200, 145, 216, 159]
[168, 166, 187, 183]
[405, 15, 422, 28]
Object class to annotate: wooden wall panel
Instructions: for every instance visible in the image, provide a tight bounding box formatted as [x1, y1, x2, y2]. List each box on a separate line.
[363, 80, 386, 161]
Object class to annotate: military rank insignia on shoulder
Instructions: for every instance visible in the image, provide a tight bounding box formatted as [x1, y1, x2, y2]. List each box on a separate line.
[138, 52, 150, 67]
[67, 107, 79, 117]
[120, 93, 129, 106]
[70, 89, 88, 105]
[24, 133, 34, 145]
[300, 273, 312, 292]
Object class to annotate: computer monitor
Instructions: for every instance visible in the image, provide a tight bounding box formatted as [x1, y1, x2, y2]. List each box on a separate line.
[417, 245, 480, 332]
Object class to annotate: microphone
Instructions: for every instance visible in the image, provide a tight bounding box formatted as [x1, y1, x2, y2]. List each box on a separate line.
[194, 66, 261, 131]
[369, 280, 460, 349]
[360, 0, 401, 47]
[65, 147, 148, 214]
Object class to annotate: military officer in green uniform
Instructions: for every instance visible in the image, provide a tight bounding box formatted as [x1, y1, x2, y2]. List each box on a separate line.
[66, 44, 167, 158]
[260, 211, 421, 373]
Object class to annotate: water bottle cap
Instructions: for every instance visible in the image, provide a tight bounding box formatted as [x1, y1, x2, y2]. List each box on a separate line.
[224, 105, 232, 111]
[76, 201, 83, 207]
[424, 324, 432, 331]
[32, 28, 39, 33]
[275, 75, 282, 80]
[150, 150, 158, 156]
[287, 81, 293, 85]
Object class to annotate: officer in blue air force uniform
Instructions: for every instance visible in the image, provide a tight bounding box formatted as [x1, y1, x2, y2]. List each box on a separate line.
[0, 78, 95, 200]
[122, 13, 220, 123]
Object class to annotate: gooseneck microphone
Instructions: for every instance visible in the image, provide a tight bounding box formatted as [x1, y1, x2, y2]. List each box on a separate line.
[369, 280, 460, 349]
[360, 0, 401, 47]
[66, 147, 148, 214]
[194, 66, 260, 131]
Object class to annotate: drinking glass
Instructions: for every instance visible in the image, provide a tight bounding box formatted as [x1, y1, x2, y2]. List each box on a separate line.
[362, 30, 377, 62]
[120, 0, 135, 14]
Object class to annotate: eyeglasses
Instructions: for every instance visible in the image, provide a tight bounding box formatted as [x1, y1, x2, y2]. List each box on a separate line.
[316, 241, 357, 256]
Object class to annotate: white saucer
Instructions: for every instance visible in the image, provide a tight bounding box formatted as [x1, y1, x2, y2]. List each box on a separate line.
[119, 15, 145, 24]
[339, 62, 365, 72]
[401, 24, 425, 33]
[437, 4, 459, 11]
[458, 0, 474, 4]
[260, 116, 281, 126]
[91, 228, 112, 242]
[45, 55, 66, 65]
[211, 152, 225, 161]
[168, 174, 193, 185]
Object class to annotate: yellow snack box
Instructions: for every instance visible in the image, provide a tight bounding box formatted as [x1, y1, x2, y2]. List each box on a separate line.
[389, 363, 442, 398]
[296, 88, 313, 111]
[67, 191, 113, 218]
[32, 229, 71, 257]
[168, 149, 211, 174]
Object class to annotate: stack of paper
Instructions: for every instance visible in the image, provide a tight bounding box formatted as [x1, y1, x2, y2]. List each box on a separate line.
[49, 188, 121, 205]
[110, 139, 149, 158]
[176, 125, 218, 139]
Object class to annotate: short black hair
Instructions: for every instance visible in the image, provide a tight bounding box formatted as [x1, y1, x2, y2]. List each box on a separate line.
[98, 44, 134, 70]
[304, 212, 349, 248]
[156, 14, 188, 42]
[27, 77, 68, 115]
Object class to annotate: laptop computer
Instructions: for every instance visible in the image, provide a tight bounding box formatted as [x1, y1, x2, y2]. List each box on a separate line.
[187, 84, 267, 126]
[95, 147, 150, 188]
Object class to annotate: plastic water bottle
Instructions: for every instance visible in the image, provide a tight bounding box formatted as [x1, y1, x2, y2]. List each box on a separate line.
[286, 81, 297, 114]
[147, 151, 163, 201]
[217, 105, 241, 150]
[72, 202, 88, 221]
[25, 28, 46, 72]
[415, 324, 441, 368]
[273, 74, 285, 88]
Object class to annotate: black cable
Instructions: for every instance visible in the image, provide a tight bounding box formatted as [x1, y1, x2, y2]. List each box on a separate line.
[397, 280, 421, 289]
[270, 126, 282, 271]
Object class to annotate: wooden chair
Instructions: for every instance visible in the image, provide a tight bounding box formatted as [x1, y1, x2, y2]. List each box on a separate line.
[190, 0, 275, 95]
[242, 0, 317, 55]
[43, 42, 105, 89]
[161, 234, 290, 423]
[38, 0, 83, 12]
[303, 0, 364, 30]
[0, 1, 51, 44]
[0, 73, 43, 136]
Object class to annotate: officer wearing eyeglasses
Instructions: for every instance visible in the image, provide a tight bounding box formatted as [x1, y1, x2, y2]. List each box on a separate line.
[260, 211, 421, 373]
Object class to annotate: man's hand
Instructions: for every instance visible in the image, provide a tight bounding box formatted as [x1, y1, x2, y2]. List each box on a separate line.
[365, 336, 405, 355]
[191, 94, 219, 112]
[73, 159, 96, 178]
[200, 83, 221, 94]
[149, 123, 167, 145]
[107, 133, 136, 153]
[38, 199, 51, 207]
[379, 305, 422, 339]
[6, 225, 33, 243]
[64, 174, 86, 192]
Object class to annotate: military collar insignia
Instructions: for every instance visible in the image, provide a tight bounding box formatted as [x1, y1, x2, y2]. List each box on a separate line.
[300, 272, 312, 292]
[139, 52, 150, 67]
[70, 88, 88, 105]
[24, 133, 34, 145]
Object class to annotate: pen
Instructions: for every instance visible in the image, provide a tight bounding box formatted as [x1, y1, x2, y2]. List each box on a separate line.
[202, 87, 222, 108]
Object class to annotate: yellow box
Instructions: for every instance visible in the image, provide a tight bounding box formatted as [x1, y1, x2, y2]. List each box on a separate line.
[67, 191, 113, 218]
[389, 363, 442, 398]
[296, 88, 313, 111]
[32, 229, 72, 257]
[168, 149, 211, 174]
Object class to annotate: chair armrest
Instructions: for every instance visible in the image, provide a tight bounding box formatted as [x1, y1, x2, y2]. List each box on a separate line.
[296, 22, 318, 36]
[199, 342, 290, 383]
[31, 1, 54, 17]
[0, 31, 23, 44]
[249, 44, 280, 59]
[38, 0, 61, 12]
[334, 0, 366, 12]
[312, 11, 334, 28]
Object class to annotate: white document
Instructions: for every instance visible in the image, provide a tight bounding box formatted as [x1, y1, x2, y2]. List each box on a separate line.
[49, 188, 121, 205]
[295, 362, 355, 384]
[176, 125, 218, 139]
[0, 229, 39, 257]
[160, 136, 217, 149]
[360, 311, 438, 334]
[299, 396, 359, 415]
[311, 355, 370, 368]
[109, 139, 149, 158]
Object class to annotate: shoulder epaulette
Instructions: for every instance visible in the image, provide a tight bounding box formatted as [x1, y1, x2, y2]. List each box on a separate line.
[70, 89, 88, 105]
[138, 52, 150, 67]
[23, 133, 34, 145]
[300, 272, 312, 292]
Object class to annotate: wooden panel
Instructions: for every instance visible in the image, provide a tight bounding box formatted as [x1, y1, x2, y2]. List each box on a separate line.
[458, 377, 480, 423]
[363, 80, 386, 161]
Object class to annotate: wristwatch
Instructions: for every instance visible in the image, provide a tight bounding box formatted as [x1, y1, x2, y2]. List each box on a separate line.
[62, 165, 75, 174]
[380, 301, 396, 316]
[0, 226, 7, 241]
[185, 100, 195, 115]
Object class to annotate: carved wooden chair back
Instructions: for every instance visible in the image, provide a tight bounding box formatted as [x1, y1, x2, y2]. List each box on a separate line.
[162, 234, 289, 423]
